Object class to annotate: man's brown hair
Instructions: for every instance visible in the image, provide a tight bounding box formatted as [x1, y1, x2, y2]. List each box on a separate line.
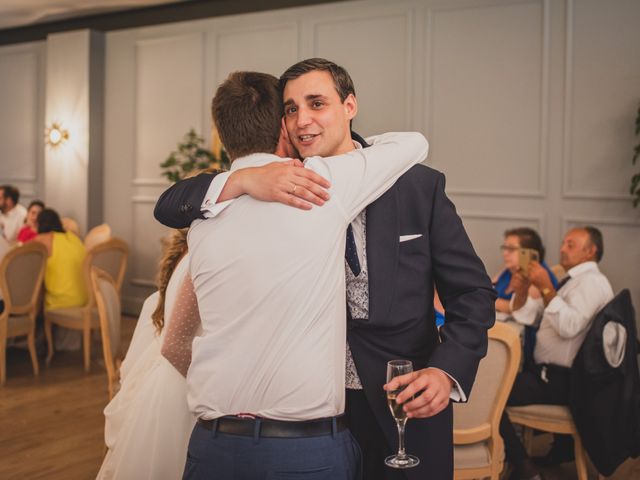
[211, 71, 283, 160]
[279, 58, 356, 102]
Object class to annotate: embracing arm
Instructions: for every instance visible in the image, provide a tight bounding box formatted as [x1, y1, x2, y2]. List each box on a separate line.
[154, 173, 219, 228]
[427, 172, 497, 399]
[385, 171, 496, 418]
[154, 164, 331, 229]
[160, 274, 201, 377]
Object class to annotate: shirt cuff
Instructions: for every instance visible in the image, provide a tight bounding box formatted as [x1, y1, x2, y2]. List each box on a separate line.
[200, 171, 233, 218]
[510, 295, 542, 326]
[428, 367, 466, 403]
[544, 294, 564, 314]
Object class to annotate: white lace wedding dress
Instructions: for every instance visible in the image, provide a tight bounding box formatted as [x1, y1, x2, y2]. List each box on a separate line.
[97, 255, 196, 480]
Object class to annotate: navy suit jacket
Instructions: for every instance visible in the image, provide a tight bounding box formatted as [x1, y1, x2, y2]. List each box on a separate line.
[154, 134, 496, 479]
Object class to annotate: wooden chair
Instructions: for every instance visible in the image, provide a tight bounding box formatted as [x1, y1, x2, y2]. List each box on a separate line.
[91, 267, 122, 399]
[506, 405, 589, 480]
[45, 237, 128, 372]
[61, 217, 81, 237]
[453, 321, 522, 479]
[0, 242, 48, 385]
[84, 223, 111, 251]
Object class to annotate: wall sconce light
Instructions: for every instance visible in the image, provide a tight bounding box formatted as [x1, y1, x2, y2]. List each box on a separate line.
[45, 122, 69, 147]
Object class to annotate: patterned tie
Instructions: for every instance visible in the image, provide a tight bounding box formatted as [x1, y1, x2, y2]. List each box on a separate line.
[556, 274, 571, 290]
[345, 224, 361, 276]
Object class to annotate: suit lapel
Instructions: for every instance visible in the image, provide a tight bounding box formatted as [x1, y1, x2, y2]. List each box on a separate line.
[365, 184, 399, 325]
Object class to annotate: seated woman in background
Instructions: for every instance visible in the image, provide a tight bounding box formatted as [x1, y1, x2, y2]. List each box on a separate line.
[17, 200, 44, 244]
[493, 227, 559, 320]
[33, 208, 87, 350]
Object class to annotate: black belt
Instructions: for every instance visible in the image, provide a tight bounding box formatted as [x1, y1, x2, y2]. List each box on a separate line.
[198, 415, 347, 438]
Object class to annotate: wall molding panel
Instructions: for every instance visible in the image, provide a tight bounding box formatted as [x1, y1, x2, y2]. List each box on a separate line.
[561, 0, 640, 201]
[309, 7, 414, 134]
[425, 0, 550, 198]
[0, 41, 44, 203]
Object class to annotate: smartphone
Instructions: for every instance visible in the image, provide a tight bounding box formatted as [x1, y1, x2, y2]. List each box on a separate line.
[518, 248, 540, 277]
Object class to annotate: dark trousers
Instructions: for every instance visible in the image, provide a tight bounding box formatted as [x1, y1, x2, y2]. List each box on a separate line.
[183, 420, 361, 480]
[500, 364, 573, 466]
[345, 389, 453, 480]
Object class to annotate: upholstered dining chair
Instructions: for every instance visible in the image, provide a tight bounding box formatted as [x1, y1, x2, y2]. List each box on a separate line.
[0, 242, 48, 385]
[45, 237, 128, 372]
[91, 267, 122, 399]
[84, 223, 111, 251]
[505, 405, 590, 480]
[453, 321, 522, 479]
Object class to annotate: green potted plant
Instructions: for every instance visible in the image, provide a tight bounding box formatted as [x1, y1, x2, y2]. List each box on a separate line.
[160, 128, 230, 183]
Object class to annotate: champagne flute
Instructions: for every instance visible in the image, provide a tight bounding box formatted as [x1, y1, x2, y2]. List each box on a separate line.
[385, 359, 420, 469]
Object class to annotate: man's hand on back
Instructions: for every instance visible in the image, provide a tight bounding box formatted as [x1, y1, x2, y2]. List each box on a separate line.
[220, 160, 331, 210]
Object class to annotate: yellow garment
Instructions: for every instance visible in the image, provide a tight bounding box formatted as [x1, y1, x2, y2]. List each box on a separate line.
[44, 231, 88, 310]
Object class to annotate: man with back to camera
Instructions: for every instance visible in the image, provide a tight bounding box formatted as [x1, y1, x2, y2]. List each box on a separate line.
[502, 226, 614, 480]
[155, 58, 496, 479]
[166, 70, 428, 478]
[0, 185, 27, 243]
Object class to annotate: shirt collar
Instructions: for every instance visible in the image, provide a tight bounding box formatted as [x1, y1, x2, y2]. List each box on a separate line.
[567, 261, 599, 277]
[230, 152, 287, 171]
[230, 138, 363, 170]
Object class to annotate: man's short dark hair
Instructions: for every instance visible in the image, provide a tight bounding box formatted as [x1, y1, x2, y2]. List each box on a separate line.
[584, 225, 604, 262]
[211, 71, 283, 160]
[504, 227, 546, 263]
[1, 185, 19, 205]
[279, 58, 355, 102]
[37, 208, 65, 234]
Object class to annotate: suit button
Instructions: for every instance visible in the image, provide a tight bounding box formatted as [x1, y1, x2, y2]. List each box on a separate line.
[179, 203, 193, 214]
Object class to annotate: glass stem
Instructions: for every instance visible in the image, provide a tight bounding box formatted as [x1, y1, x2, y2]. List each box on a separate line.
[396, 420, 407, 458]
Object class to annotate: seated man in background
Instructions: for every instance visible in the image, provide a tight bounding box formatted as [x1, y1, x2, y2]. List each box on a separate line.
[500, 226, 614, 480]
[0, 185, 27, 243]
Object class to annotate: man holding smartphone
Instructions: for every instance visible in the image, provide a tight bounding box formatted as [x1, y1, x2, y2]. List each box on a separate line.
[501, 226, 613, 480]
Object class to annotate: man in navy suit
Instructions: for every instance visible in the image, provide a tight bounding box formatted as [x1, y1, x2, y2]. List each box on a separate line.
[155, 58, 496, 479]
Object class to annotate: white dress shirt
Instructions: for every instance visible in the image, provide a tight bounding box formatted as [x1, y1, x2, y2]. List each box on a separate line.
[0, 204, 27, 243]
[513, 261, 613, 367]
[187, 132, 428, 421]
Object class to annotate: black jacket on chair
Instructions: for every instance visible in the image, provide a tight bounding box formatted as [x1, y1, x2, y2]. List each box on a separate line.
[154, 132, 497, 479]
[569, 289, 640, 476]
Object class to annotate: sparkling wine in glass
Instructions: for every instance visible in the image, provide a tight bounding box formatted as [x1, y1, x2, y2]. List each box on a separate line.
[385, 360, 420, 469]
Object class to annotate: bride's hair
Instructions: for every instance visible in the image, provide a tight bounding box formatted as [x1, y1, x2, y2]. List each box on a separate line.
[152, 229, 188, 333]
[151, 166, 219, 333]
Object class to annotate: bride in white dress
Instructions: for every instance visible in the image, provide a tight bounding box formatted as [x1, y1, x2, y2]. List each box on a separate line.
[97, 230, 199, 480]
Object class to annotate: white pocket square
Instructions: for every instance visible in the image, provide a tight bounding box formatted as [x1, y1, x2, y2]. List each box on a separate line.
[399, 234, 422, 242]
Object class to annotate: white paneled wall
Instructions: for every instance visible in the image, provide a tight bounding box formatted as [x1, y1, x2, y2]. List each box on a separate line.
[57, 0, 640, 315]
[0, 41, 45, 206]
[427, 1, 547, 197]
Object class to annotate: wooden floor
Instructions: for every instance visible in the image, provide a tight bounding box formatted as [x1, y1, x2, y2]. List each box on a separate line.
[1, 315, 639, 479]
[502, 433, 640, 480]
[0, 316, 136, 480]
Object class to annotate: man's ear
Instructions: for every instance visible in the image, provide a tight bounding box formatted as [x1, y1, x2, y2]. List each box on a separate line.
[275, 118, 298, 159]
[343, 94, 358, 121]
[585, 242, 597, 261]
